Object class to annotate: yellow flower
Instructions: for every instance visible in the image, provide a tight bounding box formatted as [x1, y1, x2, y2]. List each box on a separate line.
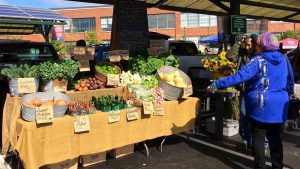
[219, 52, 227, 60]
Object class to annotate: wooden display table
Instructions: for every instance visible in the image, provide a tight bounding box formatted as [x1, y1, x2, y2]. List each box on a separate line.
[14, 97, 199, 169]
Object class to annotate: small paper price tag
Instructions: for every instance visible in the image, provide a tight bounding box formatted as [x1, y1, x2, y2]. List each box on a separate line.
[183, 85, 193, 97]
[74, 115, 90, 133]
[35, 106, 53, 124]
[18, 78, 36, 93]
[108, 110, 120, 123]
[154, 104, 164, 116]
[120, 50, 129, 60]
[126, 107, 138, 121]
[107, 74, 120, 86]
[143, 101, 154, 115]
[109, 55, 121, 62]
[53, 79, 68, 92]
[79, 60, 90, 72]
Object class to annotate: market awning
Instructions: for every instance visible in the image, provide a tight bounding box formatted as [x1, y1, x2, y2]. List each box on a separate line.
[280, 38, 299, 49]
[199, 35, 218, 43]
[0, 5, 69, 35]
[69, 0, 300, 23]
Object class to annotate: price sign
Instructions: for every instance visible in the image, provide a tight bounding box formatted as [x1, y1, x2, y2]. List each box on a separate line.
[35, 106, 53, 124]
[79, 60, 90, 72]
[18, 78, 36, 93]
[74, 115, 90, 133]
[126, 107, 138, 121]
[120, 50, 129, 60]
[154, 104, 164, 116]
[183, 85, 193, 97]
[143, 101, 154, 115]
[109, 55, 121, 62]
[107, 74, 120, 86]
[108, 110, 120, 123]
[109, 50, 121, 62]
[53, 79, 68, 92]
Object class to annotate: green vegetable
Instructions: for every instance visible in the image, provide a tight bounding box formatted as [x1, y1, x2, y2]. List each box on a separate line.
[128, 56, 164, 75]
[1, 64, 38, 79]
[91, 95, 126, 111]
[38, 60, 80, 81]
[141, 75, 158, 89]
[96, 65, 119, 75]
[128, 53, 179, 75]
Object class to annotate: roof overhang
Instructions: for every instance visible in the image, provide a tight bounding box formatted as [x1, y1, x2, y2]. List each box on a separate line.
[68, 0, 300, 23]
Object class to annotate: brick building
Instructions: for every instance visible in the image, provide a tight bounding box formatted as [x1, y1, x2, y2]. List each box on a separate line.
[2, 5, 300, 46]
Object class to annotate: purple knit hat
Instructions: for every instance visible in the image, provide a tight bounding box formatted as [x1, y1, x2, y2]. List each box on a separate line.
[258, 32, 279, 51]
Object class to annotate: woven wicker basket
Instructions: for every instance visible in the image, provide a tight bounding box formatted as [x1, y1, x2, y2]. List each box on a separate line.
[157, 66, 192, 100]
[94, 62, 121, 84]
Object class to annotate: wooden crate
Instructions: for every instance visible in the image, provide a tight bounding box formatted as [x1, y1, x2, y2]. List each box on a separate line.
[80, 152, 106, 167]
[42, 158, 78, 169]
[109, 144, 134, 158]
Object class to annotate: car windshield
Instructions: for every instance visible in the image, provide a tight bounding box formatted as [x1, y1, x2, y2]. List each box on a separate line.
[169, 42, 198, 55]
[0, 44, 56, 64]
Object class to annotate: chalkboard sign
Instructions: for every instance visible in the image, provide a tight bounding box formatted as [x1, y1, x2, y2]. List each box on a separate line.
[111, 0, 149, 54]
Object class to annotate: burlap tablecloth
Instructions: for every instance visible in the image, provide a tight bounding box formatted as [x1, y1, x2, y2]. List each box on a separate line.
[15, 97, 199, 169]
[2, 87, 128, 154]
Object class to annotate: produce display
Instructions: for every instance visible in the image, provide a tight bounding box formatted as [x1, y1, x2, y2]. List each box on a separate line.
[128, 54, 179, 75]
[1, 64, 38, 78]
[119, 71, 142, 87]
[91, 95, 126, 112]
[141, 75, 158, 89]
[23, 98, 69, 108]
[159, 71, 187, 88]
[38, 60, 80, 81]
[153, 87, 164, 104]
[95, 65, 119, 75]
[74, 77, 105, 91]
[68, 101, 95, 115]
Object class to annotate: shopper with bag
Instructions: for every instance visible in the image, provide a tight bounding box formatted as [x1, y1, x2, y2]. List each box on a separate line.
[208, 32, 294, 169]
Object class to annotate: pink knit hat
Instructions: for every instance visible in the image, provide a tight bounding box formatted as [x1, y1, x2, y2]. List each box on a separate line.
[257, 32, 279, 51]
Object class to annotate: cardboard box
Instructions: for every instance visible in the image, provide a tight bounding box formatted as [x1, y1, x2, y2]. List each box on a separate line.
[109, 144, 134, 158]
[80, 152, 106, 167]
[43, 158, 78, 169]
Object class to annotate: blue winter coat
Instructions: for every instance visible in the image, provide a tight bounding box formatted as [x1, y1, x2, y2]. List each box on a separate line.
[215, 51, 294, 123]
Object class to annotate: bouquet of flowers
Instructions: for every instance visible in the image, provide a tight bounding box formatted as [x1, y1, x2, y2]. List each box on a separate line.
[201, 52, 236, 77]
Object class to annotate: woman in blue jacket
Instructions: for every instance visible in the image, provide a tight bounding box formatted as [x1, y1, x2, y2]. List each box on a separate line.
[209, 32, 294, 169]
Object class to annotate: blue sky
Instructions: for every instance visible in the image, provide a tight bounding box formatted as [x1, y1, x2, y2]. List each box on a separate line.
[0, 0, 101, 8]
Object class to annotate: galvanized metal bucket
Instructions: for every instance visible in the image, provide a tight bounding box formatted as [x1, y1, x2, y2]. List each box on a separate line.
[9, 78, 39, 97]
[21, 92, 70, 122]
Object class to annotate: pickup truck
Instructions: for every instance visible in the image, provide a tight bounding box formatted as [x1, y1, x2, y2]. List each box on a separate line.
[165, 40, 208, 73]
[0, 40, 60, 147]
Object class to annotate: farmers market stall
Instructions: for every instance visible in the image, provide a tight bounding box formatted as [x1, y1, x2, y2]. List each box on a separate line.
[0, 43, 199, 169]
[15, 97, 198, 169]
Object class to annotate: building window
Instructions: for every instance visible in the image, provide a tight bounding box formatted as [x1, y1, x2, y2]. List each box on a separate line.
[148, 14, 175, 29]
[72, 17, 96, 32]
[101, 17, 113, 32]
[64, 21, 71, 33]
[181, 13, 217, 28]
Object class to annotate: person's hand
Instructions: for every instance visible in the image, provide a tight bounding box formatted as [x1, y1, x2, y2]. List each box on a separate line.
[207, 81, 217, 93]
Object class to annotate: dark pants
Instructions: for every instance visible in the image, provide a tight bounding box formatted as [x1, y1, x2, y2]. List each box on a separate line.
[250, 119, 283, 169]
